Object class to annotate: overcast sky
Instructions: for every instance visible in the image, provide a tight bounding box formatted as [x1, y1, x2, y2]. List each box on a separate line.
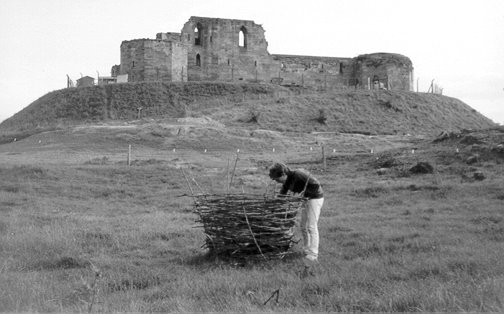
[1, 0, 503, 124]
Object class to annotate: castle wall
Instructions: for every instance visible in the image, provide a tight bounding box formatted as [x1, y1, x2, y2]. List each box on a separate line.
[272, 55, 353, 89]
[120, 40, 146, 82]
[116, 17, 414, 91]
[120, 39, 187, 82]
[352, 53, 413, 91]
[170, 42, 188, 81]
[156, 32, 181, 42]
[180, 17, 281, 82]
[386, 65, 414, 91]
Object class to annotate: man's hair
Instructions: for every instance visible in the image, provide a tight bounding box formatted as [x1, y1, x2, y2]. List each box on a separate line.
[269, 162, 290, 179]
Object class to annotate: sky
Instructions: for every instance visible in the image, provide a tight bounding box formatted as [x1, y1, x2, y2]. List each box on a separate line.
[1, 0, 503, 124]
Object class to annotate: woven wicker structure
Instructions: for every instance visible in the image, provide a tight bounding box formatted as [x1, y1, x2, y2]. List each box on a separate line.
[193, 193, 305, 261]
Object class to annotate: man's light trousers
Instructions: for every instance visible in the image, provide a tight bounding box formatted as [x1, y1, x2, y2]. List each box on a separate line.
[301, 197, 324, 261]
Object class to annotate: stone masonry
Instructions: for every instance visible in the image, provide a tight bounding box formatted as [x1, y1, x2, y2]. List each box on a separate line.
[116, 16, 414, 91]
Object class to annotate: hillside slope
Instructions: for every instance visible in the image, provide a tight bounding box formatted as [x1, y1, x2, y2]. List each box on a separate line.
[0, 82, 496, 142]
[0, 82, 284, 132]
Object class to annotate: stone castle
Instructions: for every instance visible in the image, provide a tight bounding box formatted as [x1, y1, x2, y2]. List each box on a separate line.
[111, 16, 414, 91]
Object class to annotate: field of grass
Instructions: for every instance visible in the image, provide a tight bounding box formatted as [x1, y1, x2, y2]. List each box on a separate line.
[1, 126, 503, 312]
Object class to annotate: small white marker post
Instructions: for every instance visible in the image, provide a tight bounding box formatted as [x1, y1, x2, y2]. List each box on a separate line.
[127, 144, 131, 166]
[412, 149, 415, 154]
[321, 145, 326, 171]
[204, 149, 207, 153]
[272, 148, 275, 152]
[173, 148, 176, 153]
[310, 147, 313, 151]
[456, 148, 459, 153]
[332, 148, 336, 153]
[371, 149, 374, 154]
[237, 148, 240, 153]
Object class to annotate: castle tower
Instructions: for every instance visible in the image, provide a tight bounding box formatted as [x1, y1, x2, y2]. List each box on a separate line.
[119, 39, 187, 82]
[351, 53, 414, 91]
[180, 16, 281, 82]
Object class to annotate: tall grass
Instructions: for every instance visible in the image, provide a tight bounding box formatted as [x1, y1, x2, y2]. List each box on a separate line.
[0, 140, 503, 312]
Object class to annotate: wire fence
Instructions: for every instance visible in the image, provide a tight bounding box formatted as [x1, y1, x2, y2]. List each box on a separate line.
[77, 144, 378, 170]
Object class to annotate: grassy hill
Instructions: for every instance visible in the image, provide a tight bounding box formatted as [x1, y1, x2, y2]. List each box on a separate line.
[0, 82, 496, 144]
[1, 81, 503, 312]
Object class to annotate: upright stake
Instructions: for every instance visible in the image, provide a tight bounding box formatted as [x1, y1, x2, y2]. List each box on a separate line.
[243, 207, 266, 260]
[228, 152, 239, 191]
[225, 158, 230, 192]
[322, 145, 327, 171]
[181, 168, 196, 201]
[127, 144, 131, 166]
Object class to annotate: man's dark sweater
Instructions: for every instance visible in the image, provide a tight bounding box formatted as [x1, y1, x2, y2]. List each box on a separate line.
[280, 169, 324, 199]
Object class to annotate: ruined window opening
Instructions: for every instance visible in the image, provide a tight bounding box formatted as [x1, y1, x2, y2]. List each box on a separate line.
[227, 59, 230, 65]
[339, 63, 343, 74]
[132, 61, 135, 68]
[194, 24, 202, 46]
[239, 26, 247, 48]
[196, 54, 201, 66]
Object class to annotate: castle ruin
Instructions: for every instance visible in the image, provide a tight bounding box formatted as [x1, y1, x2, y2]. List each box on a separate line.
[114, 16, 414, 91]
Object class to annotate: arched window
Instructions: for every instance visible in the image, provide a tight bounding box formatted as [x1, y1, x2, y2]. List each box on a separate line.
[196, 54, 201, 66]
[194, 23, 202, 46]
[239, 26, 247, 48]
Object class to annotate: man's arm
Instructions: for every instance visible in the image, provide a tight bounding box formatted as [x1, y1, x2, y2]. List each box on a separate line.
[279, 175, 292, 195]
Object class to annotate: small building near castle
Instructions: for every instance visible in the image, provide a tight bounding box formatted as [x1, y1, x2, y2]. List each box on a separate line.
[114, 16, 414, 91]
[76, 76, 95, 88]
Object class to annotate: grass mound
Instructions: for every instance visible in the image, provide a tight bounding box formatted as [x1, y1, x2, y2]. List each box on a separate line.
[0, 82, 496, 143]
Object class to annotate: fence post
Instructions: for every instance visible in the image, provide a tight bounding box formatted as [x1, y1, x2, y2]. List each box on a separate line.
[127, 144, 131, 166]
[321, 145, 326, 171]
